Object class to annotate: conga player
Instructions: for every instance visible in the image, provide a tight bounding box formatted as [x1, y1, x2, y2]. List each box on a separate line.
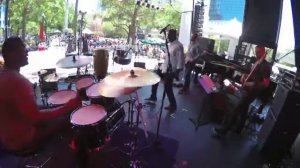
[0, 37, 82, 153]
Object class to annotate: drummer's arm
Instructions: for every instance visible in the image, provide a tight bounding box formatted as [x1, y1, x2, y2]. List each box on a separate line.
[15, 81, 79, 124]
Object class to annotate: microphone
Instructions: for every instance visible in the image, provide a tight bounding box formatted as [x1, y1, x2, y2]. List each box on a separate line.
[160, 24, 170, 34]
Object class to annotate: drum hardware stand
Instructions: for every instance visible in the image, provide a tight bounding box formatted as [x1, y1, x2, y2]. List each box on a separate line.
[120, 89, 148, 168]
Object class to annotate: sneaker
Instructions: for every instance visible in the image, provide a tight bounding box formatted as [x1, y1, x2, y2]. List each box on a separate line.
[144, 97, 157, 103]
[212, 127, 227, 138]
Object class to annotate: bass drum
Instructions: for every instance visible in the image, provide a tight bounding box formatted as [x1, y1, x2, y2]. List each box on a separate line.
[93, 48, 109, 80]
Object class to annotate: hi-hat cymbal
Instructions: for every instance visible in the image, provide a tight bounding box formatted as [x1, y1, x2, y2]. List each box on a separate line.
[103, 67, 160, 87]
[31, 69, 48, 76]
[56, 55, 93, 69]
[90, 80, 138, 98]
[44, 73, 68, 82]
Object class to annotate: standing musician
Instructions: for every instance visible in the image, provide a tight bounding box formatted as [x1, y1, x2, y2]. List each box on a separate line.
[179, 33, 201, 94]
[213, 45, 271, 137]
[145, 29, 185, 111]
[0, 37, 81, 153]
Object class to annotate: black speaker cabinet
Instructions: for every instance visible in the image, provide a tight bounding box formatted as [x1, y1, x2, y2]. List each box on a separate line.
[198, 37, 215, 53]
[257, 84, 300, 163]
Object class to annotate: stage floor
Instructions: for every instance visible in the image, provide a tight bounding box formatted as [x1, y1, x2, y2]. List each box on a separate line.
[0, 47, 265, 168]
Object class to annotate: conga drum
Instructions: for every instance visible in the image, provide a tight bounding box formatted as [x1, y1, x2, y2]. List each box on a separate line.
[93, 48, 109, 80]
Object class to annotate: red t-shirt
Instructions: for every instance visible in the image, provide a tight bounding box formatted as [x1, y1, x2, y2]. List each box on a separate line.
[0, 69, 36, 150]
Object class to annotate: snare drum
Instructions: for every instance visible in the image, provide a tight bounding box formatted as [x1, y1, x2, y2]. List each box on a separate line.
[47, 90, 77, 106]
[70, 104, 108, 149]
[86, 82, 115, 108]
[75, 76, 95, 100]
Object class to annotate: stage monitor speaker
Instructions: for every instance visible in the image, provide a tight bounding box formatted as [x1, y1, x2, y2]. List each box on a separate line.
[198, 37, 215, 53]
[257, 84, 300, 164]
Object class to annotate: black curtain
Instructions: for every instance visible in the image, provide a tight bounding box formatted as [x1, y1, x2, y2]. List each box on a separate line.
[291, 0, 300, 70]
[241, 0, 283, 48]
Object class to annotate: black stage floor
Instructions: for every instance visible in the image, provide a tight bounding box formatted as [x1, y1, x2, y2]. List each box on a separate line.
[0, 81, 266, 168]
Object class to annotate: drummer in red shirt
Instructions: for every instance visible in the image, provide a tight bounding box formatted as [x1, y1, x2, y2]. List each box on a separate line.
[0, 37, 81, 153]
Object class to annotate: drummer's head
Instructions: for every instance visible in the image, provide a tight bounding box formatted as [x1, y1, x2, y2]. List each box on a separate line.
[167, 29, 177, 42]
[2, 37, 28, 70]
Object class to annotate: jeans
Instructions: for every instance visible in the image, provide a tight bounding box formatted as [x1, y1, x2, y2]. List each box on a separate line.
[183, 61, 195, 89]
[150, 69, 177, 107]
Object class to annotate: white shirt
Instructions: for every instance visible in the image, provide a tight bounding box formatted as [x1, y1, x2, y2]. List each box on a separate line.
[161, 40, 184, 73]
[185, 40, 201, 63]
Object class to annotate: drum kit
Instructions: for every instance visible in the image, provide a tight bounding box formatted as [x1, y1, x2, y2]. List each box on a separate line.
[37, 50, 161, 167]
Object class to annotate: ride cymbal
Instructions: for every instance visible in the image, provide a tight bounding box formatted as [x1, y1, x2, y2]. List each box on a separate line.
[95, 80, 139, 98]
[56, 55, 93, 69]
[103, 67, 160, 87]
[31, 69, 48, 76]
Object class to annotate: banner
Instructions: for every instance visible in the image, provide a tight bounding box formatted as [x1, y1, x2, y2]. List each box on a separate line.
[39, 22, 45, 41]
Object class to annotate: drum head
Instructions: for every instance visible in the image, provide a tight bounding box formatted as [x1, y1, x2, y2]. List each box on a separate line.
[71, 104, 107, 126]
[48, 90, 77, 105]
[86, 82, 101, 98]
[76, 76, 94, 90]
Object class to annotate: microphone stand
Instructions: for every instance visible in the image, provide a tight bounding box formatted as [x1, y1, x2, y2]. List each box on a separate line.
[155, 29, 172, 145]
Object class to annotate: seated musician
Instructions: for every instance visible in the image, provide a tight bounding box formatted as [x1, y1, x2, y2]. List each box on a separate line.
[0, 37, 81, 153]
[213, 45, 271, 137]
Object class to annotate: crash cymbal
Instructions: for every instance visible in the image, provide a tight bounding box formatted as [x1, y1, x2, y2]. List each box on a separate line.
[56, 55, 93, 69]
[44, 73, 68, 82]
[87, 80, 138, 98]
[31, 69, 48, 76]
[103, 67, 160, 87]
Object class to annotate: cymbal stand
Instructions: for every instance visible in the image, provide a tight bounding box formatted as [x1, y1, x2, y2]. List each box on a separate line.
[122, 91, 148, 168]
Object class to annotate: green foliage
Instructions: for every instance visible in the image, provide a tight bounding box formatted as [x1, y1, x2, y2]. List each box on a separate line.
[7, 0, 66, 38]
[101, 0, 181, 43]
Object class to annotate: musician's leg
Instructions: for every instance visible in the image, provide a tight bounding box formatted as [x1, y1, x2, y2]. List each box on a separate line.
[213, 92, 255, 136]
[164, 73, 177, 110]
[145, 69, 162, 102]
[180, 62, 193, 93]
[235, 94, 256, 133]
[24, 114, 71, 151]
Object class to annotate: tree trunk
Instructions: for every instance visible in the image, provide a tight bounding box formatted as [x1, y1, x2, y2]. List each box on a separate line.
[73, 0, 79, 50]
[127, 5, 139, 45]
[21, 5, 28, 41]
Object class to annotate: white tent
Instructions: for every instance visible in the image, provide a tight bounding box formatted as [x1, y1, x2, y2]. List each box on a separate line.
[203, 18, 242, 39]
[82, 28, 93, 34]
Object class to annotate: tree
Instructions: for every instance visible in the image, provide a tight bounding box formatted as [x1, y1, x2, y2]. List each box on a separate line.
[101, 0, 181, 44]
[7, 0, 66, 40]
